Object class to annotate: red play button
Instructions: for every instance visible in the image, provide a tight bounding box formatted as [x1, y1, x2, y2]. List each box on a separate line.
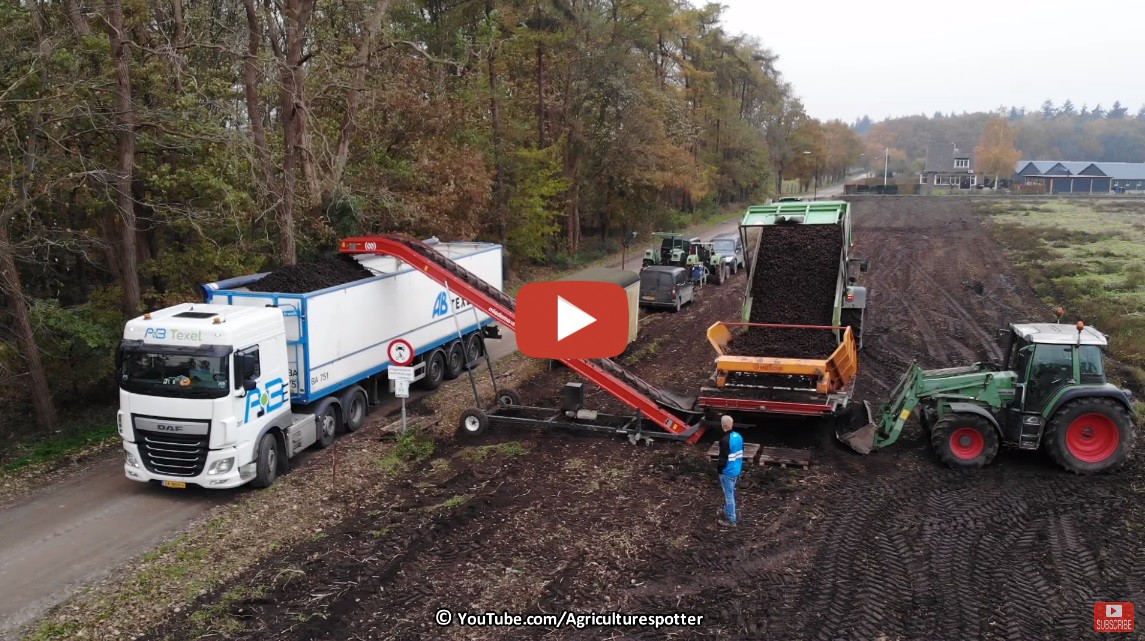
[517, 281, 628, 359]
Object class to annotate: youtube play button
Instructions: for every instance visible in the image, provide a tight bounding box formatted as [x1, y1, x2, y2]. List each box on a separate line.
[517, 282, 628, 359]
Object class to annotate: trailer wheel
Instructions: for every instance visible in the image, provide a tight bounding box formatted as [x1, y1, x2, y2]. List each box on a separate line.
[314, 400, 338, 449]
[444, 340, 466, 380]
[463, 333, 484, 369]
[458, 409, 490, 437]
[497, 388, 522, 407]
[1044, 398, 1136, 474]
[341, 386, 368, 433]
[931, 413, 998, 469]
[418, 349, 446, 390]
[251, 432, 279, 488]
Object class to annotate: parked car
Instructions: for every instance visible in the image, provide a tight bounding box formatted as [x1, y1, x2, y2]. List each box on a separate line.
[708, 233, 745, 273]
[777, 196, 805, 202]
[639, 266, 694, 312]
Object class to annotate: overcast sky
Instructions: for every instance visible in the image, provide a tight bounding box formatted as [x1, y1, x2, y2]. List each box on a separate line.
[718, 0, 1145, 123]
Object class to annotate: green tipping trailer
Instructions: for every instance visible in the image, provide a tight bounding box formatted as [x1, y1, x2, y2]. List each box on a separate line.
[738, 200, 869, 346]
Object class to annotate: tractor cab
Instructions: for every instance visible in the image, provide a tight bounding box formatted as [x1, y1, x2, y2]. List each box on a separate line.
[996, 322, 1127, 452]
[1000, 322, 1110, 412]
[645, 233, 689, 267]
[685, 238, 711, 266]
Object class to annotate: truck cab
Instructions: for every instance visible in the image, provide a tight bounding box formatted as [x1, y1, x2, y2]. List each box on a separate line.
[118, 304, 312, 488]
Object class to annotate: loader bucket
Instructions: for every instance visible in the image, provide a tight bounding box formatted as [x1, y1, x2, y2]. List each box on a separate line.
[836, 400, 878, 454]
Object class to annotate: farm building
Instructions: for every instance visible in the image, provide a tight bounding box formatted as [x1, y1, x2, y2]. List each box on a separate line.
[1014, 160, 1145, 193]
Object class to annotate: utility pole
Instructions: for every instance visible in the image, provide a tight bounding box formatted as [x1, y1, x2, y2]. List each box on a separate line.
[883, 147, 889, 186]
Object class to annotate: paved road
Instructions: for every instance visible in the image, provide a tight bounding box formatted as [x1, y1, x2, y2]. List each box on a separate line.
[0, 177, 854, 638]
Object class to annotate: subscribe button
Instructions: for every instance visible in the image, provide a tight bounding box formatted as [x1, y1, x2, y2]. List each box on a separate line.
[517, 282, 628, 359]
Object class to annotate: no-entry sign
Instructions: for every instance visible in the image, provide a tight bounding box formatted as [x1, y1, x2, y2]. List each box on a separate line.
[388, 339, 414, 366]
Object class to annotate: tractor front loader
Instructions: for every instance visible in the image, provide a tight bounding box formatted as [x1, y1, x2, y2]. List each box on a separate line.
[840, 321, 1137, 474]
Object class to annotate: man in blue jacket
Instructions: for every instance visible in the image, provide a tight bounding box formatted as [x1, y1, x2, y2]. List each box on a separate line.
[715, 414, 743, 527]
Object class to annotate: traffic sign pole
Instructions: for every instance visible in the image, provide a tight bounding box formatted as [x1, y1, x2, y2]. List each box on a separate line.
[388, 340, 416, 435]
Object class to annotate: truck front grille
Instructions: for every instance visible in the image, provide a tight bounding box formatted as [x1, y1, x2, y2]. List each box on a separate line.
[138, 432, 208, 477]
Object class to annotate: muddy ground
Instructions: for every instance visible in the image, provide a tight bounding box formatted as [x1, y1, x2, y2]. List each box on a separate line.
[146, 197, 1143, 641]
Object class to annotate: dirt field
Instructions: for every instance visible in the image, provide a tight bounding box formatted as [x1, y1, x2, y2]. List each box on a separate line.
[143, 197, 1144, 641]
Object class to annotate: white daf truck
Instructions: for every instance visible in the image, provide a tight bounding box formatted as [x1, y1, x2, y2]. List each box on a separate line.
[117, 241, 503, 489]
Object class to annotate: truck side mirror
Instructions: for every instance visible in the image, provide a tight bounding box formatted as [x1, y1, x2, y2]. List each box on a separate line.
[237, 353, 257, 391]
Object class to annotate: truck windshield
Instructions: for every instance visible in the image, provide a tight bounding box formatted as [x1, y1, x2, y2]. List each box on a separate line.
[119, 344, 231, 399]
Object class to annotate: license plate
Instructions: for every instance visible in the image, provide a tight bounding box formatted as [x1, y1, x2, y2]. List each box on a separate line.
[642, 295, 656, 301]
[161, 480, 187, 489]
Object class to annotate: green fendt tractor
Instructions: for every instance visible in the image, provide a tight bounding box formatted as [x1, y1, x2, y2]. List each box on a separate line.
[642, 233, 730, 284]
[841, 321, 1137, 474]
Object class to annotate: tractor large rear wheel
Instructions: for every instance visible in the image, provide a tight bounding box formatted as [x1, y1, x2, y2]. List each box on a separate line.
[1044, 398, 1136, 474]
[931, 413, 999, 469]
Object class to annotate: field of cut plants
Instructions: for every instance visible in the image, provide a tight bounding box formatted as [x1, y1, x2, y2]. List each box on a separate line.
[103, 197, 1143, 641]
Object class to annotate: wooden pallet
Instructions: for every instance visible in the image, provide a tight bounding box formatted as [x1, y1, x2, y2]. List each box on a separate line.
[706, 442, 761, 464]
[756, 446, 812, 469]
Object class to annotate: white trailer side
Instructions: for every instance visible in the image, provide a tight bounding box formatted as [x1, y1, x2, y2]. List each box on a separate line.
[203, 242, 503, 404]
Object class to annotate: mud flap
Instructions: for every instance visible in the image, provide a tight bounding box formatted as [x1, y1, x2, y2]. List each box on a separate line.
[836, 400, 878, 454]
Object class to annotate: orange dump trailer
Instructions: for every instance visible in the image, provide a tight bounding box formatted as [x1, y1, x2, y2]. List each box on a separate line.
[699, 322, 859, 416]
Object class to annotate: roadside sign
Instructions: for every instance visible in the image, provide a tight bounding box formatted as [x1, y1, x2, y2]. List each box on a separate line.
[394, 380, 410, 398]
[388, 366, 416, 382]
[388, 339, 415, 366]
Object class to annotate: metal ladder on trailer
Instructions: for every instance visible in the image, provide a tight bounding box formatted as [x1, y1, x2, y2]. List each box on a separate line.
[339, 235, 705, 443]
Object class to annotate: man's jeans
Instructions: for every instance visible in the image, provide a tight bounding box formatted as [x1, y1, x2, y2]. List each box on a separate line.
[719, 473, 739, 523]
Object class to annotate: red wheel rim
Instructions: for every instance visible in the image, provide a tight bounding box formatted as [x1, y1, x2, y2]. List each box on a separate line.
[949, 427, 985, 460]
[1065, 413, 1120, 463]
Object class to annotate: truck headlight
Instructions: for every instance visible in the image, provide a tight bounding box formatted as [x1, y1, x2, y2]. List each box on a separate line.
[124, 450, 140, 468]
[208, 457, 234, 475]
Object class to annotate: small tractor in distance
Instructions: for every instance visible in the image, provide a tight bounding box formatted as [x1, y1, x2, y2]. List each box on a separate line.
[642, 233, 730, 285]
[841, 321, 1137, 474]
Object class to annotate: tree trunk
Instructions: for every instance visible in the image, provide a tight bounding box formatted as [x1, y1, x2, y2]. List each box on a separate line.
[106, 0, 142, 317]
[0, 222, 58, 432]
[330, 0, 391, 190]
[537, 42, 547, 148]
[485, 0, 508, 268]
[64, 0, 91, 36]
[242, 0, 277, 211]
[3, 4, 59, 431]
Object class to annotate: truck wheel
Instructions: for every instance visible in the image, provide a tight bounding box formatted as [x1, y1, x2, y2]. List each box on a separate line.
[341, 386, 368, 433]
[314, 400, 338, 449]
[444, 340, 465, 380]
[251, 432, 279, 488]
[458, 409, 489, 437]
[1044, 398, 1136, 474]
[463, 333, 484, 368]
[931, 413, 998, 469]
[419, 349, 446, 390]
[497, 388, 522, 406]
